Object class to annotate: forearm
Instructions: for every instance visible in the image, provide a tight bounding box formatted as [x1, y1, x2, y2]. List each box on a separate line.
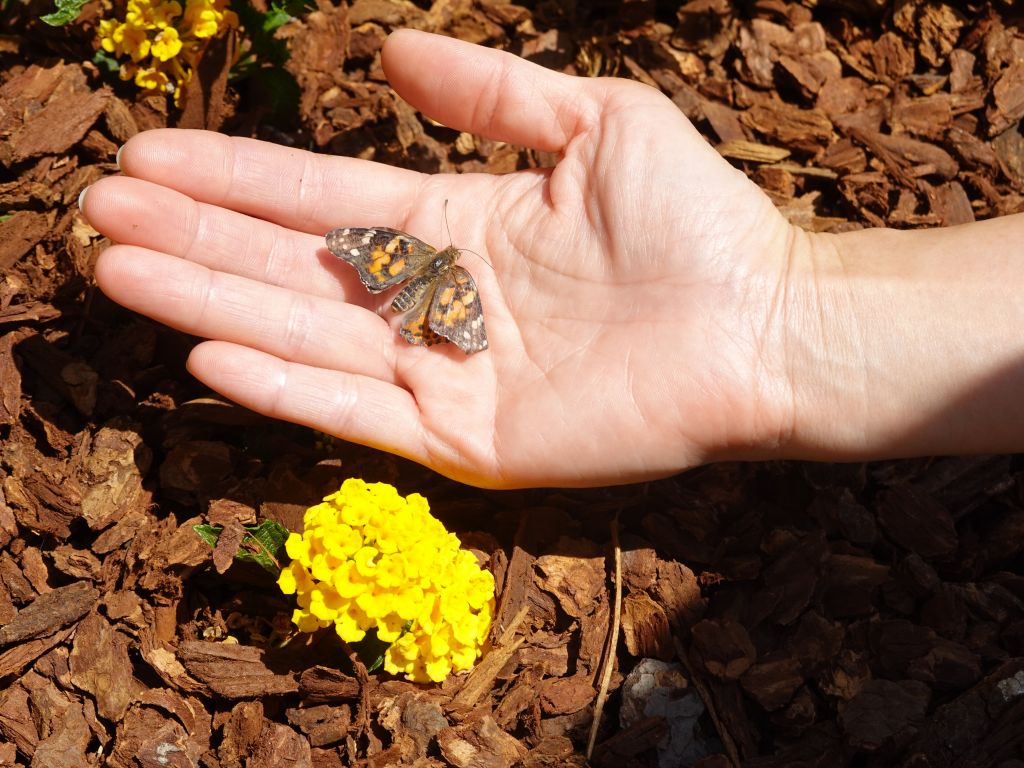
[783, 213, 1024, 460]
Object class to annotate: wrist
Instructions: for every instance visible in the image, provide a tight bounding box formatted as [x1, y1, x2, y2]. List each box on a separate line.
[772, 228, 869, 460]
[777, 215, 1024, 462]
[714, 222, 860, 464]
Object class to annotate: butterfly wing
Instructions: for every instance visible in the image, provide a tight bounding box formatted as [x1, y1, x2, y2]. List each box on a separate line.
[399, 289, 449, 348]
[427, 265, 488, 354]
[325, 227, 436, 293]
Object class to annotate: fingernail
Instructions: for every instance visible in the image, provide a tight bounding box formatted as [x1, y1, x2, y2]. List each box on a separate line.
[78, 185, 89, 211]
[115, 144, 124, 169]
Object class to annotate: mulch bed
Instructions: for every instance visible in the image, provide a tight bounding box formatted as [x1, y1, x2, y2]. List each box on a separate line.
[3, 0, 1024, 766]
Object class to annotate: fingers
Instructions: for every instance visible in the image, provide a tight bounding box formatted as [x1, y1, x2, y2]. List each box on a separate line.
[382, 29, 598, 153]
[95, 245, 399, 383]
[81, 175, 370, 304]
[111, 30, 602, 235]
[187, 340, 428, 461]
[115, 128, 426, 234]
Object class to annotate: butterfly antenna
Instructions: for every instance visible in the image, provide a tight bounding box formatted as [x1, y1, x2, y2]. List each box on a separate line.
[460, 247, 492, 269]
[443, 199, 453, 246]
[443, 198, 493, 269]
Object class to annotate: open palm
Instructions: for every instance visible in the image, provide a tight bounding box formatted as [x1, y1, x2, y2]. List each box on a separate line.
[85, 30, 798, 488]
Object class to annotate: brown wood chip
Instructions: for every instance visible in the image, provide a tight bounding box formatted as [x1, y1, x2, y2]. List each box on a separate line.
[177, 641, 300, 698]
[0, 581, 98, 646]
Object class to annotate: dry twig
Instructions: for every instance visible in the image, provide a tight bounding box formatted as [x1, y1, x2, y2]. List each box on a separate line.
[586, 512, 622, 760]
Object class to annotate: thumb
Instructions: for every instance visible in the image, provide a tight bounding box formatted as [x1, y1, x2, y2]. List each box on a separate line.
[381, 29, 593, 154]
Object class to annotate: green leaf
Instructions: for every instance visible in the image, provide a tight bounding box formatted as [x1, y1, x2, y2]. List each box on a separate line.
[262, 4, 292, 33]
[40, 0, 89, 26]
[193, 523, 223, 549]
[92, 49, 121, 74]
[261, 0, 314, 31]
[193, 520, 291, 575]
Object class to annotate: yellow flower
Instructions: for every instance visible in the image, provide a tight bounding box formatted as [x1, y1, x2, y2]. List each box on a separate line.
[292, 609, 323, 634]
[353, 545, 380, 577]
[94, 0, 234, 104]
[124, 0, 148, 26]
[134, 64, 171, 92]
[331, 561, 365, 599]
[97, 18, 121, 52]
[151, 0, 183, 27]
[183, 0, 235, 38]
[152, 27, 182, 61]
[284, 532, 309, 562]
[277, 479, 495, 683]
[111, 21, 151, 61]
[376, 613, 406, 644]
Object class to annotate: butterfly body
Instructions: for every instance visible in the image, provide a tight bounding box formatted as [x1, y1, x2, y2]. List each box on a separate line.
[326, 227, 488, 354]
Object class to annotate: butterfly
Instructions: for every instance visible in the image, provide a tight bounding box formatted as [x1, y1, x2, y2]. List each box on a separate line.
[325, 226, 488, 355]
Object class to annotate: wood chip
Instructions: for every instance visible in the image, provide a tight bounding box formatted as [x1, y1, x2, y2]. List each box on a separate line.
[177, 641, 300, 698]
[691, 619, 756, 680]
[533, 540, 605, 619]
[847, 125, 959, 184]
[0, 581, 97, 646]
[621, 591, 674, 660]
[78, 420, 152, 530]
[0, 332, 21, 426]
[0, 63, 110, 165]
[298, 666, 361, 703]
[839, 679, 930, 750]
[988, 62, 1024, 136]
[740, 656, 803, 711]
[717, 140, 791, 162]
[437, 715, 527, 768]
[69, 611, 136, 721]
[0, 211, 54, 273]
[876, 484, 958, 558]
[740, 99, 833, 152]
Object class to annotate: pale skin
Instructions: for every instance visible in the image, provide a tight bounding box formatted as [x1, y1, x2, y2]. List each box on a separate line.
[80, 30, 1024, 489]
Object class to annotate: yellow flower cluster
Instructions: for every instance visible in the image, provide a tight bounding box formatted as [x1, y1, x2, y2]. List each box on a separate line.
[278, 479, 495, 683]
[96, 0, 237, 102]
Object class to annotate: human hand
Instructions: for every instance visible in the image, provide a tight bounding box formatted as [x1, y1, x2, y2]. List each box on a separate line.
[81, 29, 804, 488]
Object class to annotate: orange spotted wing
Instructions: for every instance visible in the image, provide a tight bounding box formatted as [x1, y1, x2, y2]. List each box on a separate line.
[326, 227, 488, 354]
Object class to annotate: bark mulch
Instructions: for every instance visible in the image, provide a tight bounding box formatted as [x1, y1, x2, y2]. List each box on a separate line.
[2, 0, 1024, 766]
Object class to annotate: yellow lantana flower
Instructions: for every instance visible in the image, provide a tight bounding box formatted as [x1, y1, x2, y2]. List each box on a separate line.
[94, 0, 236, 104]
[152, 27, 182, 61]
[110, 21, 151, 61]
[278, 479, 495, 683]
[134, 65, 171, 92]
[183, 0, 237, 38]
[151, 0, 183, 26]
